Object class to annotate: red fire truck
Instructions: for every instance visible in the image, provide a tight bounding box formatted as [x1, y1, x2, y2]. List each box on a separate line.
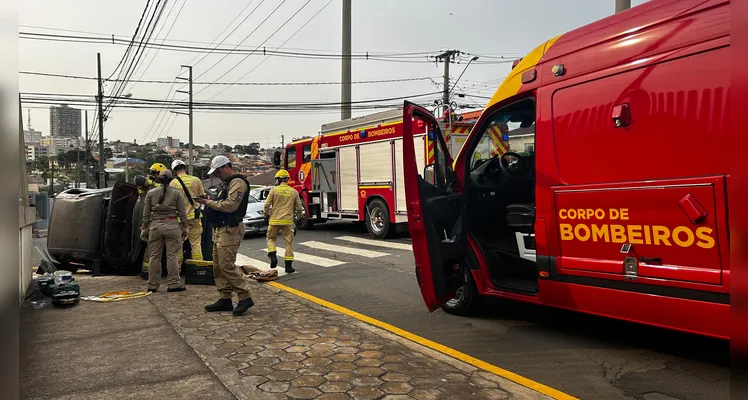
[274, 109, 491, 239]
[401, 0, 731, 339]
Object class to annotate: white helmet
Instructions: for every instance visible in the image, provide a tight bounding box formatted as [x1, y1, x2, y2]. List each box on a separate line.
[171, 159, 186, 171]
[208, 155, 231, 175]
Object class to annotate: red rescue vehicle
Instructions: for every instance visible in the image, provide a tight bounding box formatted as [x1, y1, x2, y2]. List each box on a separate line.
[276, 109, 484, 238]
[401, 0, 731, 339]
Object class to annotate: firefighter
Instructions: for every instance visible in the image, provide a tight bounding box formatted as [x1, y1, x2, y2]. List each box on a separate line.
[170, 159, 206, 260]
[137, 163, 167, 276]
[196, 155, 254, 315]
[264, 169, 303, 274]
[140, 169, 189, 292]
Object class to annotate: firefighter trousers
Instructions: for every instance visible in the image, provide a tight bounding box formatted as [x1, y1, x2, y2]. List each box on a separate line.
[187, 218, 203, 260]
[212, 225, 251, 301]
[267, 224, 295, 261]
[147, 221, 183, 290]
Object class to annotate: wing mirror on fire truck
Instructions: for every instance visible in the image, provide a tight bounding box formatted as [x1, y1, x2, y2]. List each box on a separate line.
[272, 150, 282, 169]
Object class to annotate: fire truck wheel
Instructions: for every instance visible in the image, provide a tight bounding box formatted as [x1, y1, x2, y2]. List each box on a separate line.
[296, 201, 313, 230]
[365, 198, 392, 239]
[442, 266, 482, 316]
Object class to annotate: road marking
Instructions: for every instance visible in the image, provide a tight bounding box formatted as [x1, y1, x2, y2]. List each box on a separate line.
[268, 282, 578, 400]
[335, 235, 413, 251]
[236, 253, 287, 277]
[262, 247, 345, 267]
[299, 241, 389, 258]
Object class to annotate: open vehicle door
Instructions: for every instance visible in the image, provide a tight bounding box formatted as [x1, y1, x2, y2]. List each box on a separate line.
[402, 101, 468, 311]
[103, 181, 140, 270]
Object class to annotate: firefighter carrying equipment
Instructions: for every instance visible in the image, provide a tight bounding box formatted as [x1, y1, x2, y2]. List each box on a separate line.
[208, 155, 231, 175]
[205, 174, 250, 228]
[274, 169, 291, 180]
[81, 291, 152, 302]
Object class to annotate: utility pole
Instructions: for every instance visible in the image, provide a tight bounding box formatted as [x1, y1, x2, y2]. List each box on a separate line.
[615, 0, 630, 13]
[97, 52, 106, 189]
[76, 145, 81, 188]
[281, 135, 285, 149]
[176, 65, 194, 175]
[49, 156, 54, 197]
[84, 110, 89, 187]
[341, 0, 351, 120]
[124, 144, 129, 183]
[433, 50, 460, 138]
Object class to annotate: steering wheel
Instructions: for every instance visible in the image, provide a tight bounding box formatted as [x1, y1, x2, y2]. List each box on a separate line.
[498, 152, 525, 180]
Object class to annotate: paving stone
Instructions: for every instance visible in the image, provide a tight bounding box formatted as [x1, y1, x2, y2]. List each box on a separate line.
[252, 356, 280, 367]
[287, 387, 323, 399]
[317, 393, 352, 400]
[350, 376, 383, 387]
[477, 388, 512, 400]
[382, 372, 410, 382]
[348, 386, 384, 400]
[410, 388, 445, 400]
[274, 361, 304, 371]
[266, 370, 298, 381]
[328, 362, 358, 372]
[241, 375, 269, 387]
[320, 381, 353, 393]
[292, 375, 326, 387]
[331, 353, 358, 362]
[324, 371, 356, 382]
[355, 358, 384, 367]
[355, 367, 386, 377]
[380, 381, 413, 395]
[259, 380, 290, 393]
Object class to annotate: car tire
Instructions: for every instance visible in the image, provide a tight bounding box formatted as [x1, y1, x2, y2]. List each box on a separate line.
[441, 267, 483, 316]
[365, 198, 392, 239]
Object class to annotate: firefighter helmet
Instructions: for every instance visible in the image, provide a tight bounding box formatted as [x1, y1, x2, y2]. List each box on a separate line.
[208, 155, 231, 175]
[171, 159, 187, 171]
[149, 163, 167, 173]
[274, 169, 290, 180]
[159, 169, 173, 180]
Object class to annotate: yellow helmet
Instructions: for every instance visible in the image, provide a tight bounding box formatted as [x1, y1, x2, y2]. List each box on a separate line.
[149, 163, 167, 173]
[274, 169, 290, 180]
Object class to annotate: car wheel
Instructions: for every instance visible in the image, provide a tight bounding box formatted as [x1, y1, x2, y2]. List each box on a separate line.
[365, 198, 392, 239]
[441, 268, 483, 316]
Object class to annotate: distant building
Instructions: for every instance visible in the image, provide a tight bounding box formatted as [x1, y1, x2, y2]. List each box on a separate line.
[49, 104, 81, 138]
[157, 136, 182, 149]
[24, 129, 42, 145]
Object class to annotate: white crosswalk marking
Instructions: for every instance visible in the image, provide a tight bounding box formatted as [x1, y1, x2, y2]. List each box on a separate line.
[334, 236, 412, 251]
[299, 241, 389, 258]
[236, 253, 287, 277]
[262, 247, 345, 267]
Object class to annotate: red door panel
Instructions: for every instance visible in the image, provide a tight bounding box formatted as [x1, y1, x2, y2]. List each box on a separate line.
[554, 177, 726, 285]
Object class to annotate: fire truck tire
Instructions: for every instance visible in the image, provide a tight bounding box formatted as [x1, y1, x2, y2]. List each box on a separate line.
[296, 198, 313, 230]
[365, 198, 392, 239]
[442, 264, 483, 316]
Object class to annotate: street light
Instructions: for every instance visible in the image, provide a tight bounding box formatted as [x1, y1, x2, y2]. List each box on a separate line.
[449, 56, 479, 97]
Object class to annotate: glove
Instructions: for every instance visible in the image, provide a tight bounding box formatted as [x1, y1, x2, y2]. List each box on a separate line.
[140, 231, 148, 242]
[263, 216, 269, 225]
[181, 230, 188, 242]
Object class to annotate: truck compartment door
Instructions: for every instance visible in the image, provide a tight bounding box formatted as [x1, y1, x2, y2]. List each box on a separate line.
[554, 177, 726, 285]
[338, 146, 358, 212]
[402, 101, 467, 311]
[312, 158, 337, 193]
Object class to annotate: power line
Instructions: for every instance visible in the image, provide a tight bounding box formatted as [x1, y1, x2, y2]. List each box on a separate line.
[203, 0, 332, 101]
[20, 70, 438, 86]
[20, 31, 515, 63]
[195, 0, 316, 96]
[106, 0, 153, 81]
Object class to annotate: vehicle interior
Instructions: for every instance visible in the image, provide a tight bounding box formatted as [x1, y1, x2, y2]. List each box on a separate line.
[462, 98, 538, 294]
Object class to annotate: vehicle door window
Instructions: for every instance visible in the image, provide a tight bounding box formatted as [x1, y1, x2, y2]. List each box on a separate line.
[302, 145, 312, 163]
[422, 121, 450, 190]
[468, 98, 536, 173]
[286, 147, 296, 169]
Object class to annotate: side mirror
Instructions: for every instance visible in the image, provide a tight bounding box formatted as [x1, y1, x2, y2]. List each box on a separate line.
[423, 163, 454, 189]
[272, 150, 282, 169]
[423, 164, 436, 185]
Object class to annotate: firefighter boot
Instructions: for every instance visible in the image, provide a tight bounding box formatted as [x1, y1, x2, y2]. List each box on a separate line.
[285, 259, 296, 274]
[205, 298, 233, 312]
[268, 251, 278, 269]
[232, 297, 255, 316]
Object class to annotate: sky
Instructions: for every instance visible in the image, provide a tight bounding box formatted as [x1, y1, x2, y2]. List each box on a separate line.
[19, 0, 650, 149]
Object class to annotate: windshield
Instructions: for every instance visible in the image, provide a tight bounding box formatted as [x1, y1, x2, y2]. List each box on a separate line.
[248, 194, 259, 203]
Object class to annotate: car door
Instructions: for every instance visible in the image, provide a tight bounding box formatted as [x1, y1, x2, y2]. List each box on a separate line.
[402, 101, 468, 311]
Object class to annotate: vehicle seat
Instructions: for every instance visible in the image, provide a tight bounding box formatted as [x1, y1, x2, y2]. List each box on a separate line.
[506, 203, 535, 233]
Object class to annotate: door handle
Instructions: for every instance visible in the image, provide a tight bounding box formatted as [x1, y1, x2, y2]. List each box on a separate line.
[640, 257, 662, 264]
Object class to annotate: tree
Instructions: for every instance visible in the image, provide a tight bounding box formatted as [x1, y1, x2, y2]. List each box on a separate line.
[246, 142, 261, 155]
[233, 145, 244, 154]
[224, 145, 233, 153]
[104, 147, 113, 159]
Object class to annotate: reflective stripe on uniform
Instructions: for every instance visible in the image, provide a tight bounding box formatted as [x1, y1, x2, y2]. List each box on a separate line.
[283, 256, 294, 261]
[270, 219, 293, 225]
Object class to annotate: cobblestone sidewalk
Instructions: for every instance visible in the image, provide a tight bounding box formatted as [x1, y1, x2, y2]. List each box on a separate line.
[147, 278, 553, 400]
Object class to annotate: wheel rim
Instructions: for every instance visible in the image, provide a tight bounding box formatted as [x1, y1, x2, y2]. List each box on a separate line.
[368, 206, 385, 233]
[445, 273, 468, 307]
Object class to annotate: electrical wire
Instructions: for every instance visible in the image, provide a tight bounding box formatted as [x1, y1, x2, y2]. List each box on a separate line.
[203, 0, 332, 101]
[186, 0, 261, 68]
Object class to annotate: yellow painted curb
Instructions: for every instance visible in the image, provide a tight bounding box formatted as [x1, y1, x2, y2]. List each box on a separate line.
[268, 281, 578, 400]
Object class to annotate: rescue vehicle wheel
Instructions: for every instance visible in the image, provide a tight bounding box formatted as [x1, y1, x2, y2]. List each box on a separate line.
[365, 198, 392, 239]
[442, 266, 482, 316]
[296, 201, 313, 230]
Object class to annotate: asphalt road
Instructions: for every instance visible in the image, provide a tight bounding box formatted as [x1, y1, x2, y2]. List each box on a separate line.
[238, 221, 729, 400]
